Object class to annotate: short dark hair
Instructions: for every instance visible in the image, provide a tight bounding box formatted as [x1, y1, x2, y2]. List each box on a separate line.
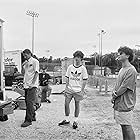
[73, 51, 84, 59]
[23, 49, 32, 54]
[118, 46, 134, 62]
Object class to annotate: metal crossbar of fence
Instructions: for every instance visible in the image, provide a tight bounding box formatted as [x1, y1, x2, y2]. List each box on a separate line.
[88, 75, 117, 93]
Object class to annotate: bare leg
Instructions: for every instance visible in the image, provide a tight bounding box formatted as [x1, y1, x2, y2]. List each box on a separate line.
[65, 97, 72, 116]
[121, 125, 135, 140]
[72, 100, 80, 129]
[74, 100, 80, 117]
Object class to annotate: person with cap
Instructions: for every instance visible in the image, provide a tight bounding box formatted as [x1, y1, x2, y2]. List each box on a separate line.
[21, 49, 39, 127]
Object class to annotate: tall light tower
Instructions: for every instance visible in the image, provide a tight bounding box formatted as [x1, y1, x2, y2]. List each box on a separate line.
[26, 10, 39, 54]
[98, 30, 106, 75]
[97, 33, 101, 68]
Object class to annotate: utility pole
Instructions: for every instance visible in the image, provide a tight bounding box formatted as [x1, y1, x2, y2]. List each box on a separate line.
[26, 10, 39, 54]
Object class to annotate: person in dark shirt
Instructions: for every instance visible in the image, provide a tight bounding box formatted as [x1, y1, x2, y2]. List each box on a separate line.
[12, 66, 20, 82]
[39, 69, 52, 103]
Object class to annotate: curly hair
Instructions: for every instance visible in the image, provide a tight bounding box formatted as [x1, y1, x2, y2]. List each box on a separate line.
[118, 46, 134, 62]
[73, 51, 84, 59]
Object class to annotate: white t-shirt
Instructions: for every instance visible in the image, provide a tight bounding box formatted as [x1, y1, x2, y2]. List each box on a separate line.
[23, 57, 39, 88]
[65, 64, 88, 92]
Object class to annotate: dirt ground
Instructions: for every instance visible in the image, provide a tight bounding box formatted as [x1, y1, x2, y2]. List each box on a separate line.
[0, 81, 140, 140]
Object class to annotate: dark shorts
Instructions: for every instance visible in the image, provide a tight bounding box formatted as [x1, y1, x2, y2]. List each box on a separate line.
[64, 88, 84, 101]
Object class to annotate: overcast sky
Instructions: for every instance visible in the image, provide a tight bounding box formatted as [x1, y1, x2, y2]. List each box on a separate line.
[0, 0, 140, 58]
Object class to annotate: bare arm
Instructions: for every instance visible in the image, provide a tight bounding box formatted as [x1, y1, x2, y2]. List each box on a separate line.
[65, 76, 69, 89]
[81, 66, 88, 93]
[81, 79, 87, 92]
[43, 78, 53, 85]
[21, 60, 28, 74]
[22, 60, 28, 67]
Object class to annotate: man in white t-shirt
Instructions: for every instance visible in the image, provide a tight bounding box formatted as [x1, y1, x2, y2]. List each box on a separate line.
[58, 51, 88, 129]
[21, 49, 39, 127]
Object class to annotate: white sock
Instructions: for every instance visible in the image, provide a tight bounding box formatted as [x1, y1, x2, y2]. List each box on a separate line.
[46, 96, 49, 99]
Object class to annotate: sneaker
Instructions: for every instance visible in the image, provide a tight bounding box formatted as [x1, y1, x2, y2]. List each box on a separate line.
[45, 99, 51, 103]
[32, 117, 36, 121]
[73, 121, 78, 129]
[58, 120, 70, 126]
[21, 121, 32, 127]
[48, 99, 51, 103]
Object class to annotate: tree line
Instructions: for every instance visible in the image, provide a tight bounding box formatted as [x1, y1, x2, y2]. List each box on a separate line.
[38, 49, 140, 74]
[84, 49, 140, 74]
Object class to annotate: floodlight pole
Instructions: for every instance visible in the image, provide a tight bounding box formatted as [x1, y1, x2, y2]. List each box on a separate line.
[98, 30, 106, 75]
[26, 10, 39, 54]
[97, 33, 101, 67]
